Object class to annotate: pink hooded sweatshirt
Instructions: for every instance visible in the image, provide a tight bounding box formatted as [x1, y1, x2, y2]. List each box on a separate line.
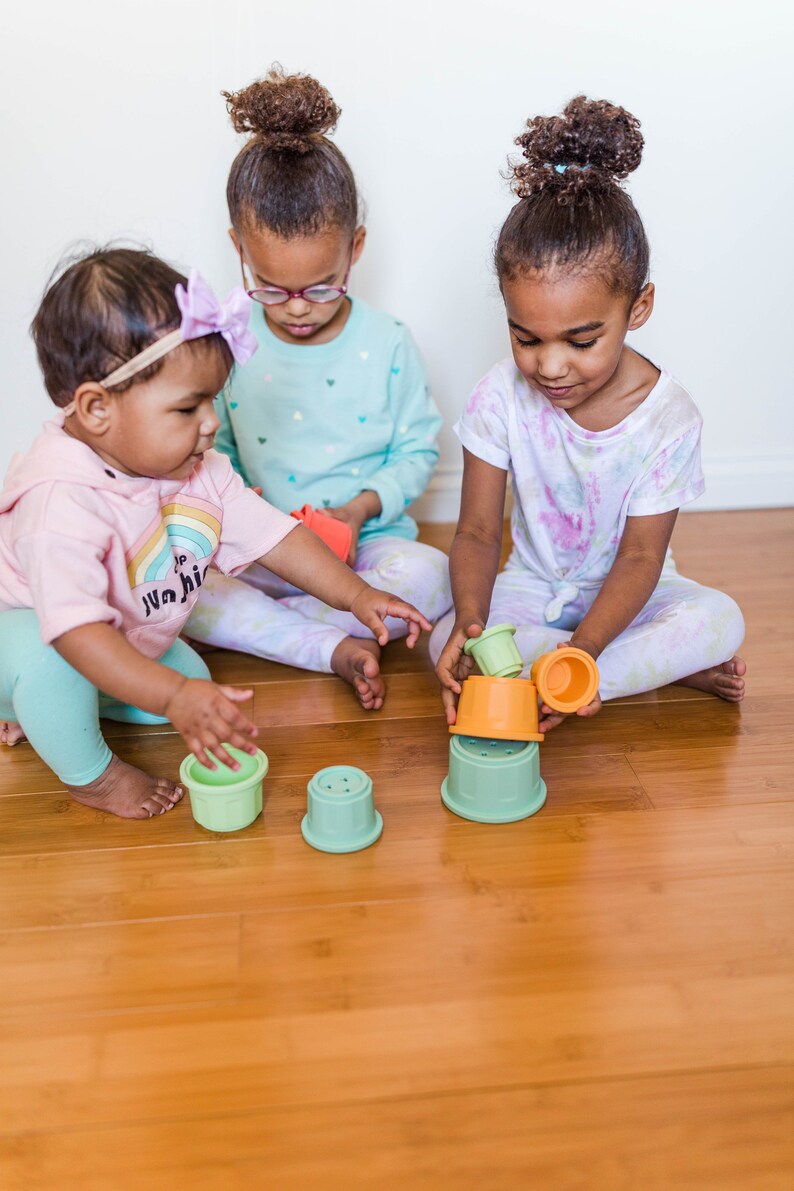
[0, 418, 296, 659]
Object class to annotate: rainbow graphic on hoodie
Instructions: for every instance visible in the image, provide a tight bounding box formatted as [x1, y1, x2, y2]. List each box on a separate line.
[125, 496, 221, 589]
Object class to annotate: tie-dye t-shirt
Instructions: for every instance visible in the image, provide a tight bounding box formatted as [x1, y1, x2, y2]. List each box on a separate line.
[455, 359, 705, 587]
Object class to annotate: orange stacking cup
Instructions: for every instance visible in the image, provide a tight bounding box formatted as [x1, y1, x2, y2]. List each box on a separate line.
[530, 647, 600, 714]
[290, 504, 353, 562]
[450, 675, 544, 742]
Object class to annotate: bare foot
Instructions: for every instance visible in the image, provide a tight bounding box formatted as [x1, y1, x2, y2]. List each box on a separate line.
[676, 655, 746, 702]
[67, 754, 183, 819]
[539, 692, 603, 734]
[1, 722, 26, 746]
[330, 637, 385, 710]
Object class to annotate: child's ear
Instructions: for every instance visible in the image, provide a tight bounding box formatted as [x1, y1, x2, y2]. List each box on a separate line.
[628, 282, 655, 331]
[228, 227, 241, 254]
[351, 225, 367, 266]
[70, 382, 114, 436]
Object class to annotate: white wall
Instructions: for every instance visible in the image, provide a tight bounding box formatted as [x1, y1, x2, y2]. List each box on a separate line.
[2, 0, 792, 514]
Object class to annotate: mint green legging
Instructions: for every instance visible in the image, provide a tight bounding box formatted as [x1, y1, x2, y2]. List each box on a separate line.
[0, 610, 210, 786]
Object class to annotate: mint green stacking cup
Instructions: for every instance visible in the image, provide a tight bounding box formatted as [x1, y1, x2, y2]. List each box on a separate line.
[180, 746, 268, 832]
[302, 765, 383, 853]
[463, 623, 524, 678]
[441, 734, 546, 823]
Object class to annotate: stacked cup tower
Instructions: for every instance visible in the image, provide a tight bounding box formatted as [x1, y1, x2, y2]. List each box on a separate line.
[441, 625, 600, 823]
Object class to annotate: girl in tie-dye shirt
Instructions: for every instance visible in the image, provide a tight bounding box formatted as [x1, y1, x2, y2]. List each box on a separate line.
[432, 96, 745, 731]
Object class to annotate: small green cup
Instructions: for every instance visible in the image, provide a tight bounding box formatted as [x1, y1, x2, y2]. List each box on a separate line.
[441, 734, 546, 823]
[463, 623, 524, 678]
[302, 765, 383, 853]
[180, 746, 268, 832]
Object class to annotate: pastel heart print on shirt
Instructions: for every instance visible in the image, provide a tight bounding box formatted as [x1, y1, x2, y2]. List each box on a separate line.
[325, 445, 336, 454]
[230, 401, 239, 409]
[293, 411, 303, 421]
[326, 378, 335, 387]
[391, 367, 400, 375]
[399, 426, 408, 434]
[288, 475, 297, 483]
[264, 374, 273, 382]
[359, 351, 369, 360]
[358, 416, 367, 423]
[351, 468, 360, 476]
[322, 499, 331, 507]
[258, 437, 267, 444]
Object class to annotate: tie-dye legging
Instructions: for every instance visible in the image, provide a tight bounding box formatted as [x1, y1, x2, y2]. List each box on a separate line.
[186, 537, 453, 672]
[429, 559, 744, 700]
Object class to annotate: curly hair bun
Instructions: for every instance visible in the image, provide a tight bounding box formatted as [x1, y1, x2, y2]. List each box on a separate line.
[222, 65, 340, 154]
[510, 96, 644, 203]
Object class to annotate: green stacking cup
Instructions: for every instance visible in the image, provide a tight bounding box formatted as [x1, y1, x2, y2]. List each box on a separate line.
[302, 765, 383, 853]
[180, 746, 268, 832]
[463, 623, 524, 678]
[441, 734, 546, 823]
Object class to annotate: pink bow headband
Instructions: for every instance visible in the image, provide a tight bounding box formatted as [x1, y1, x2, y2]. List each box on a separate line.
[62, 271, 257, 415]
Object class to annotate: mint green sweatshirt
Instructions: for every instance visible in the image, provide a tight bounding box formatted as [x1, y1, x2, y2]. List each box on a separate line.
[214, 297, 442, 543]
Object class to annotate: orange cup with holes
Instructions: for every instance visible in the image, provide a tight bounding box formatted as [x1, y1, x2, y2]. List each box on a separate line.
[530, 647, 600, 714]
[290, 504, 352, 562]
[450, 675, 544, 742]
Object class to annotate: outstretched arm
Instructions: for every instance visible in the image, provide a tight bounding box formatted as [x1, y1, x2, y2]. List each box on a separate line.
[532, 509, 678, 731]
[257, 524, 432, 647]
[53, 623, 258, 771]
[569, 509, 679, 661]
[435, 450, 508, 723]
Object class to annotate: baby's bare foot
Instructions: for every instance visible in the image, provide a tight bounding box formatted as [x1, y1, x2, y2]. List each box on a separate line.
[1, 722, 26, 746]
[677, 656, 746, 703]
[331, 637, 385, 710]
[67, 754, 183, 819]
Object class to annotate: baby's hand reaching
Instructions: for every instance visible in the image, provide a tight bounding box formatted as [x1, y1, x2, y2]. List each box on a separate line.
[435, 619, 484, 725]
[164, 678, 258, 771]
[349, 587, 432, 648]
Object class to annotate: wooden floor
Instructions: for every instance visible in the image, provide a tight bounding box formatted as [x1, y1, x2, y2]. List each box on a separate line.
[0, 509, 792, 1190]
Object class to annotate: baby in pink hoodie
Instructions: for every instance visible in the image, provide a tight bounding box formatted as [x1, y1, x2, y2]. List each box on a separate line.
[0, 247, 431, 819]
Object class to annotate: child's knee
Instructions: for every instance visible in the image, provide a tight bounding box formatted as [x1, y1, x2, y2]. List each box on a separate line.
[429, 612, 455, 666]
[416, 547, 452, 620]
[706, 588, 745, 655]
[165, 638, 213, 682]
[373, 544, 452, 620]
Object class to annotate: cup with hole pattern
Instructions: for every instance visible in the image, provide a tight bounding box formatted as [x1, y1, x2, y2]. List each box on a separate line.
[301, 765, 383, 853]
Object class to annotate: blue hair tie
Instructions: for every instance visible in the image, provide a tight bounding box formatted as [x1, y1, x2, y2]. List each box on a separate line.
[551, 162, 592, 174]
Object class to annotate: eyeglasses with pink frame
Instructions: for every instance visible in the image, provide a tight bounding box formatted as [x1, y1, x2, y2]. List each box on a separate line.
[239, 246, 354, 307]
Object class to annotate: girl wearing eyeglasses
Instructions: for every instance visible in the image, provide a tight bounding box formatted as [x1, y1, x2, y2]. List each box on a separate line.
[186, 66, 451, 710]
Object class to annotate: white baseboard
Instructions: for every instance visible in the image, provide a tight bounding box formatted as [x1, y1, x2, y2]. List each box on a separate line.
[411, 456, 794, 523]
[689, 455, 794, 511]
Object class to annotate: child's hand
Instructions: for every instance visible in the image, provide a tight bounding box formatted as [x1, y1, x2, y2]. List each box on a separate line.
[435, 619, 484, 725]
[317, 502, 363, 564]
[349, 587, 432, 648]
[538, 638, 602, 733]
[164, 678, 258, 771]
